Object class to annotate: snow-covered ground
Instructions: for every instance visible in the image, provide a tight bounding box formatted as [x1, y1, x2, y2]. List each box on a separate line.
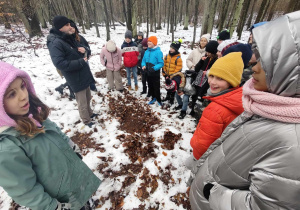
[0, 23, 250, 210]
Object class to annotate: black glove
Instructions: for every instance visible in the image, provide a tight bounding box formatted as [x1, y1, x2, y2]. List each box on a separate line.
[203, 183, 214, 200]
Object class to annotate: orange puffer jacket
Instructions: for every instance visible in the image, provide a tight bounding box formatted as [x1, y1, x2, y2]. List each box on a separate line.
[190, 87, 244, 160]
[162, 53, 182, 76]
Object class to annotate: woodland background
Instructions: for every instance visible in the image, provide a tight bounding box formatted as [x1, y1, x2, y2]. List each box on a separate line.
[0, 0, 300, 46]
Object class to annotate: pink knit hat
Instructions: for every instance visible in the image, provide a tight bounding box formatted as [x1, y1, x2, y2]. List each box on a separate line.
[0, 61, 36, 127]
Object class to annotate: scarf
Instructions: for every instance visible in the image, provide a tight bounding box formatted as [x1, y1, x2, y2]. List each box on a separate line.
[242, 78, 300, 123]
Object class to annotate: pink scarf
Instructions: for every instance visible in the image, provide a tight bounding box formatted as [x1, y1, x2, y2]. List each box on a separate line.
[243, 79, 300, 123]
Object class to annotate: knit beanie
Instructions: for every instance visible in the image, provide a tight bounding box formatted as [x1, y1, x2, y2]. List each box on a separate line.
[217, 29, 230, 41]
[0, 62, 36, 127]
[165, 78, 177, 92]
[125, 30, 133, 39]
[208, 52, 243, 87]
[223, 44, 252, 68]
[106, 40, 117, 52]
[142, 38, 148, 47]
[137, 31, 144, 37]
[217, 40, 238, 53]
[201, 33, 210, 42]
[148, 36, 158, 46]
[170, 39, 182, 51]
[205, 40, 219, 54]
[53, 15, 70, 30]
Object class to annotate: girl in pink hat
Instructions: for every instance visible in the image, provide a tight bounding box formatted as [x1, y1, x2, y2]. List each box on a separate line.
[0, 61, 100, 210]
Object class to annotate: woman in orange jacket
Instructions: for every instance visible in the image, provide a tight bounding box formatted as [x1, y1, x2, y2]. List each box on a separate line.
[187, 52, 245, 166]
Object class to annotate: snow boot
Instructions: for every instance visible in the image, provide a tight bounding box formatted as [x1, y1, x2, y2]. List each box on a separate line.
[135, 85, 138, 91]
[55, 84, 65, 95]
[178, 110, 186, 119]
[174, 105, 183, 110]
[127, 86, 132, 91]
[157, 101, 163, 107]
[68, 86, 75, 99]
[162, 93, 171, 102]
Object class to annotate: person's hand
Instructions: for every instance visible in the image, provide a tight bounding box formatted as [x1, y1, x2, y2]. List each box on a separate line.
[142, 66, 146, 70]
[201, 56, 207, 60]
[177, 91, 183, 96]
[78, 47, 86, 53]
[83, 57, 88, 62]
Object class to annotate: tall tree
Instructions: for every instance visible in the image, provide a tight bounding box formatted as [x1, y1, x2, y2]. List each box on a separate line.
[286, 0, 300, 13]
[102, 0, 110, 41]
[267, 0, 279, 21]
[92, 0, 100, 37]
[12, 0, 42, 37]
[236, 0, 251, 39]
[246, 0, 255, 28]
[229, 0, 244, 37]
[132, 0, 137, 36]
[109, 0, 116, 30]
[127, 0, 132, 31]
[255, 0, 269, 23]
[192, 0, 200, 49]
[121, 0, 127, 26]
[207, 0, 218, 35]
[183, 0, 190, 30]
[157, 0, 162, 29]
[217, 0, 230, 32]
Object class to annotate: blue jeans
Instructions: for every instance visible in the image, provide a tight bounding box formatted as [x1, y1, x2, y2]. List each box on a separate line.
[125, 66, 138, 86]
[175, 92, 190, 111]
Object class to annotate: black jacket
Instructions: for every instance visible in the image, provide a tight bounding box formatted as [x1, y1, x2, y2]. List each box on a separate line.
[194, 56, 218, 73]
[47, 28, 95, 93]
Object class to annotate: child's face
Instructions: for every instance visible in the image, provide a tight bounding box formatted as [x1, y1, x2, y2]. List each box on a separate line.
[251, 61, 268, 92]
[138, 35, 143, 40]
[200, 38, 208, 49]
[148, 41, 155, 48]
[169, 47, 176, 53]
[206, 52, 212, 58]
[208, 75, 230, 94]
[4, 77, 30, 116]
[125, 38, 131, 43]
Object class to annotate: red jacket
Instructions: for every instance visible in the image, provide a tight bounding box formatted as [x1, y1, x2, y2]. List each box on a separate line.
[190, 87, 244, 160]
[121, 41, 139, 67]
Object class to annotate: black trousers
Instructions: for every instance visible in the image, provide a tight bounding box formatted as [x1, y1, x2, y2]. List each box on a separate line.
[147, 75, 161, 103]
[141, 70, 148, 93]
[191, 81, 209, 110]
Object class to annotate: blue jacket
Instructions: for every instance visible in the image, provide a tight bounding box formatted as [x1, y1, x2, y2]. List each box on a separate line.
[141, 46, 164, 71]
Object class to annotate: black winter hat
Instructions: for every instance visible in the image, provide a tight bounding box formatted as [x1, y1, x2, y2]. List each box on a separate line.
[170, 39, 182, 51]
[125, 30, 133, 39]
[223, 43, 253, 68]
[205, 40, 219, 54]
[217, 30, 230, 41]
[53, 15, 70, 30]
[69, 20, 79, 33]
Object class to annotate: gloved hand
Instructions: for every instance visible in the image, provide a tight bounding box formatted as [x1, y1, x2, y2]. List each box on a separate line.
[203, 183, 214, 200]
[185, 155, 197, 170]
[56, 202, 71, 210]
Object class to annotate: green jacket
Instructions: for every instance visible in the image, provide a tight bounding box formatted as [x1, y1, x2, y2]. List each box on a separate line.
[0, 119, 101, 210]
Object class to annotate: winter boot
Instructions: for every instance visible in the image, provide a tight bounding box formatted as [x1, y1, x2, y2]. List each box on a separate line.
[135, 85, 138, 91]
[127, 86, 132, 91]
[178, 110, 186, 119]
[68, 85, 75, 99]
[162, 93, 171, 102]
[174, 105, 183, 110]
[141, 86, 147, 95]
[157, 101, 163, 107]
[169, 92, 175, 105]
[55, 84, 65, 95]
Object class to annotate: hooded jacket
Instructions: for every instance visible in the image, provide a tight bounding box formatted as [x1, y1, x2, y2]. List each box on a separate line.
[0, 62, 101, 210]
[162, 52, 183, 76]
[100, 46, 122, 71]
[190, 87, 243, 160]
[141, 46, 164, 77]
[47, 28, 95, 93]
[189, 11, 300, 210]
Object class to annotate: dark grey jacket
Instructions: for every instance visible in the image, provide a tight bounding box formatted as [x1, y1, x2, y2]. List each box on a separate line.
[47, 28, 95, 93]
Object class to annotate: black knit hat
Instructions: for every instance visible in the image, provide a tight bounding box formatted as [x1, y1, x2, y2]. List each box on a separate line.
[53, 15, 70, 30]
[170, 39, 182, 51]
[205, 40, 219, 54]
[69, 20, 79, 33]
[217, 30, 230, 41]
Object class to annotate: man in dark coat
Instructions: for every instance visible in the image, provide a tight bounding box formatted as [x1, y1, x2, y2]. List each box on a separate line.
[47, 15, 95, 127]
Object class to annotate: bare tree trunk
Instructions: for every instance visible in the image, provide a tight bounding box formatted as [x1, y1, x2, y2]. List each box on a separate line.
[154, 0, 157, 32]
[164, 0, 167, 27]
[286, 0, 300, 13]
[12, 0, 43, 37]
[171, 1, 175, 41]
[207, 0, 218, 35]
[109, 0, 116, 30]
[132, 0, 137, 37]
[146, 0, 149, 36]
[183, 0, 190, 30]
[102, 0, 110, 41]
[93, 0, 100, 37]
[255, 0, 269, 23]
[81, 0, 90, 29]
[226, 0, 237, 29]
[192, 0, 200, 49]
[237, 0, 251, 39]
[229, 0, 244, 37]
[246, 0, 255, 28]
[127, 0, 133, 31]
[157, 0, 162, 29]
[121, 0, 127, 27]
[201, 0, 210, 35]
[167, 0, 171, 35]
[149, 0, 154, 31]
[218, 0, 230, 32]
